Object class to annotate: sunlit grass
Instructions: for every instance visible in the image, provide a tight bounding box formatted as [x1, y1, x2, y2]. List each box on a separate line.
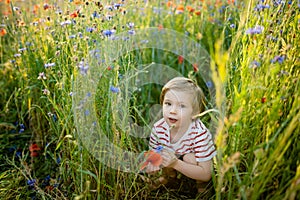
[0, 0, 299, 199]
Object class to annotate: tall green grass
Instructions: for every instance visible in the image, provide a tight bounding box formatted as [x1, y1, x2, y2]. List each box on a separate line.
[0, 0, 299, 199]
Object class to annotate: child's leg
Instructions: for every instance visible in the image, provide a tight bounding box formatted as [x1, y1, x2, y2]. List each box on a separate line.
[182, 153, 211, 193]
[162, 167, 177, 178]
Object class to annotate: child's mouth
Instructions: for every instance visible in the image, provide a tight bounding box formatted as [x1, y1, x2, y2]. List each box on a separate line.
[169, 118, 177, 124]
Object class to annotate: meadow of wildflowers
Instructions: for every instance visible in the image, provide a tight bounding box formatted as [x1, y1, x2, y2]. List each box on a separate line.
[0, 0, 299, 199]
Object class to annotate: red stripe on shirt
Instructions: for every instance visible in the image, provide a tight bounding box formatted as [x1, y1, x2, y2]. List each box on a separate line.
[195, 148, 216, 159]
[156, 131, 169, 138]
[192, 130, 208, 141]
[193, 139, 212, 149]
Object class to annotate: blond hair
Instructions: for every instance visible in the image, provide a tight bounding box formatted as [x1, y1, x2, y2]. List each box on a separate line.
[160, 77, 205, 115]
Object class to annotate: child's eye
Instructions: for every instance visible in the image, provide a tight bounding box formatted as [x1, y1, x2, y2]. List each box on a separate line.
[180, 104, 186, 108]
[164, 102, 171, 106]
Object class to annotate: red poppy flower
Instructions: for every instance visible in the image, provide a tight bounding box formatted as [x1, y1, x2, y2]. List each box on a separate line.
[194, 10, 201, 16]
[186, 6, 195, 13]
[158, 24, 164, 30]
[29, 143, 41, 157]
[193, 63, 199, 72]
[74, 0, 83, 5]
[70, 11, 78, 18]
[176, 5, 184, 12]
[178, 55, 184, 64]
[166, 1, 174, 8]
[33, 5, 39, 15]
[140, 150, 163, 170]
[45, 185, 54, 192]
[0, 28, 7, 37]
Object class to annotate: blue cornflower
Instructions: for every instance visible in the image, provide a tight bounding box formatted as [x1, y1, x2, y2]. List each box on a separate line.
[16, 151, 21, 158]
[218, 5, 226, 14]
[254, 3, 270, 11]
[86, 27, 96, 33]
[52, 114, 57, 122]
[56, 157, 61, 164]
[110, 86, 120, 93]
[47, 112, 57, 122]
[230, 24, 236, 29]
[45, 175, 51, 182]
[89, 49, 100, 58]
[153, 7, 162, 14]
[271, 55, 285, 64]
[44, 62, 55, 68]
[206, 81, 213, 88]
[18, 48, 27, 53]
[128, 30, 135, 35]
[19, 124, 25, 133]
[105, 5, 113, 11]
[140, 40, 149, 44]
[78, 61, 89, 75]
[114, 3, 122, 9]
[69, 34, 76, 39]
[267, 35, 278, 41]
[245, 25, 264, 34]
[27, 179, 36, 187]
[155, 145, 164, 153]
[60, 20, 72, 26]
[85, 110, 90, 116]
[273, 0, 285, 7]
[103, 29, 115, 37]
[127, 22, 134, 29]
[250, 60, 261, 68]
[92, 11, 100, 18]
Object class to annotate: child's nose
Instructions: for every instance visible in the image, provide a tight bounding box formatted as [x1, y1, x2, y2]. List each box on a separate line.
[170, 105, 177, 113]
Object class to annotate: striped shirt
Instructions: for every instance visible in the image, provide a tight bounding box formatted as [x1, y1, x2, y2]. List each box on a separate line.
[149, 118, 216, 162]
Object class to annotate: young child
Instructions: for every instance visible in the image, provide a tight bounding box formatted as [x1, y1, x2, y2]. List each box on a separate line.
[146, 77, 216, 194]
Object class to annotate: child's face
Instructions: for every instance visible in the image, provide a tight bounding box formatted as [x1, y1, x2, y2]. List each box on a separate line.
[162, 89, 194, 133]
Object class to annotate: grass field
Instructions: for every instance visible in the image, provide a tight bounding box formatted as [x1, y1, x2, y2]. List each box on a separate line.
[0, 0, 299, 199]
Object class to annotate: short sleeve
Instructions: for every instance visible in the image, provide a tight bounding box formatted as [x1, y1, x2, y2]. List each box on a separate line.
[192, 121, 217, 162]
[149, 127, 160, 150]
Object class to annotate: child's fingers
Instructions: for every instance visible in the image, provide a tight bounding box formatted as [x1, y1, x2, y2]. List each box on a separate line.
[161, 150, 177, 167]
[146, 163, 160, 173]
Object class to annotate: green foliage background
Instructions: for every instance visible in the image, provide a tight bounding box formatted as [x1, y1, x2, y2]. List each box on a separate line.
[0, 0, 299, 199]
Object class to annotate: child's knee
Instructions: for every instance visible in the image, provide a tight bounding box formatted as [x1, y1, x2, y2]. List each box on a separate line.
[162, 167, 177, 178]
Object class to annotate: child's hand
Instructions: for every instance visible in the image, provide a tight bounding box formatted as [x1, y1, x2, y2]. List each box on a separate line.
[140, 148, 163, 172]
[161, 149, 178, 168]
[145, 163, 160, 174]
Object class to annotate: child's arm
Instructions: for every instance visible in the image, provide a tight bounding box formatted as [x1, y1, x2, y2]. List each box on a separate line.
[161, 151, 212, 182]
